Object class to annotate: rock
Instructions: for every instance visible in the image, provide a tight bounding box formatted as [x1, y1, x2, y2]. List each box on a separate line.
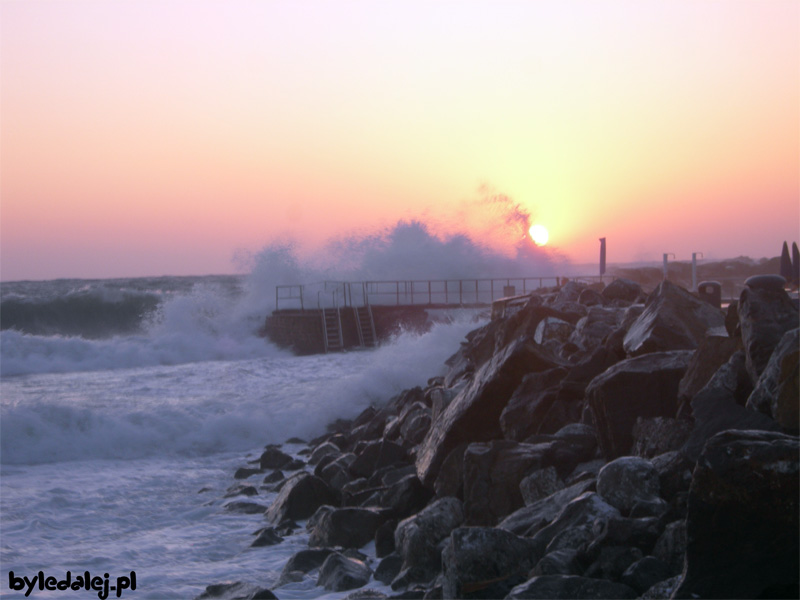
[416, 337, 563, 486]
[673, 430, 799, 599]
[317, 552, 373, 592]
[223, 501, 266, 514]
[398, 403, 432, 447]
[309, 441, 342, 465]
[499, 367, 568, 442]
[308, 506, 385, 549]
[602, 278, 643, 303]
[620, 556, 674, 595]
[583, 545, 643, 581]
[233, 467, 262, 480]
[374, 553, 403, 584]
[224, 483, 258, 498]
[258, 446, 294, 470]
[520, 466, 564, 505]
[534, 317, 575, 345]
[262, 470, 284, 485]
[250, 527, 283, 547]
[195, 582, 276, 600]
[318, 453, 356, 491]
[652, 520, 686, 576]
[374, 519, 397, 558]
[640, 575, 680, 599]
[623, 280, 725, 356]
[394, 497, 464, 586]
[650, 451, 694, 503]
[682, 351, 781, 461]
[462, 440, 556, 525]
[531, 549, 580, 576]
[506, 575, 637, 599]
[276, 548, 334, 585]
[432, 443, 469, 499]
[586, 350, 693, 459]
[746, 327, 799, 431]
[498, 479, 595, 537]
[378, 474, 432, 520]
[578, 288, 604, 307]
[738, 282, 798, 384]
[676, 335, 738, 409]
[569, 307, 623, 353]
[343, 590, 387, 600]
[264, 472, 338, 524]
[631, 417, 692, 458]
[350, 440, 409, 478]
[440, 527, 538, 599]
[596, 456, 661, 515]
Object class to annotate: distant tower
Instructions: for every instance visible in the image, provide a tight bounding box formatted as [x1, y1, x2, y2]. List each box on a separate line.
[599, 238, 606, 277]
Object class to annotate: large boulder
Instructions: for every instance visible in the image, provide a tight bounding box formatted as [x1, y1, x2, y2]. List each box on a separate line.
[738, 278, 798, 385]
[746, 327, 799, 431]
[623, 280, 725, 357]
[416, 337, 562, 486]
[498, 479, 595, 537]
[596, 456, 661, 515]
[674, 430, 800, 599]
[264, 472, 338, 524]
[441, 527, 539, 599]
[349, 439, 408, 478]
[586, 350, 693, 459]
[393, 496, 464, 585]
[307, 506, 385, 549]
[507, 575, 637, 599]
[317, 552, 372, 592]
[676, 335, 739, 408]
[570, 307, 624, 352]
[602, 278, 644, 304]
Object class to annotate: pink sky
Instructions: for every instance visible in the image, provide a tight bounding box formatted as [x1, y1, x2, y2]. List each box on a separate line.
[1, 0, 798, 280]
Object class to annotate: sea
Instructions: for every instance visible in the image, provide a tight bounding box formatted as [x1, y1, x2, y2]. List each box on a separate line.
[0, 272, 487, 599]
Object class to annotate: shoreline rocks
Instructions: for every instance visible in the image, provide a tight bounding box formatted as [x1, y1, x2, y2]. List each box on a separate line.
[199, 277, 798, 600]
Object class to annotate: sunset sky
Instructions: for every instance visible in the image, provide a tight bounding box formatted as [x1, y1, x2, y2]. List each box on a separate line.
[2, 0, 798, 281]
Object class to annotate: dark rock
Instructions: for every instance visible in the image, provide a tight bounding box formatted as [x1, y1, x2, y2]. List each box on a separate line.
[586, 350, 693, 459]
[374, 519, 397, 558]
[531, 549, 580, 576]
[224, 484, 258, 498]
[570, 307, 623, 352]
[623, 280, 725, 356]
[520, 466, 564, 505]
[394, 497, 464, 586]
[258, 446, 294, 470]
[223, 501, 266, 514]
[602, 278, 643, 303]
[416, 337, 563, 486]
[676, 335, 739, 408]
[262, 470, 284, 484]
[308, 506, 385, 549]
[632, 417, 692, 458]
[746, 327, 799, 431]
[318, 453, 357, 491]
[596, 456, 661, 515]
[498, 479, 595, 537]
[673, 430, 799, 599]
[379, 474, 433, 520]
[682, 351, 780, 461]
[194, 582, 276, 600]
[578, 288, 604, 307]
[534, 317, 575, 346]
[583, 545, 643, 581]
[264, 472, 338, 524]
[350, 440, 408, 478]
[650, 451, 694, 503]
[499, 367, 568, 442]
[620, 556, 674, 595]
[250, 527, 283, 547]
[640, 575, 680, 599]
[374, 553, 403, 584]
[343, 590, 387, 600]
[233, 467, 262, 480]
[317, 552, 373, 592]
[738, 283, 798, 384]
[283, 458, 305, 470]
[309, 441, 342, 465]
[652, 520, 686, 576]
[440, 527, 538, 599]
[506, 575, 637, 599]
[277, 548, 334, 584]
[432, 442, 468, 500]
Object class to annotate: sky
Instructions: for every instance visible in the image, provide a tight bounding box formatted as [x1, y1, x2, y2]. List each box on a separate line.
[1, 0, 798, 281]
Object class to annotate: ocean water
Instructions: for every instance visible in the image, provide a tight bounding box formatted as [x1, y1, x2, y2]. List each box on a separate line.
[0, 274, 486, 599]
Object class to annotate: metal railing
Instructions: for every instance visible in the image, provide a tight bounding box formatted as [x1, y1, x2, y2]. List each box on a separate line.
[273, 276, 590, 311]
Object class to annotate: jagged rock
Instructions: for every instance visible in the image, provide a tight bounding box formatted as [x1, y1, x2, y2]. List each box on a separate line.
[534, 317, 575, 345]
[738, 281, 798, 384]
[309, 441, 342, 465]
[317, 453, 356, 491]
[578, 288, 604, 307]
[747, 327, 799, 431]
[620, 556, 674, 595]
[416, 337, 562, 486]
[506, 575, 637, 599]
[397, 402, 432, 447]
[631, 417, 692, 458]
[223, 501, 266, 514]
[676, 335, 738, 408]
[374, 519, 397, 558]
[640, 575, 680, 599]
[308, 506, 385, 549]
[531, 549, 580, 576]
[394, 497, 464, 586]
[652, 520, 686, 576]
[650, 451, 693, 503]
[596, 456, 661, 515]
[586, 350, 693, 459]
[673, 430, 799, 599]
[250, 527, 283, 547]
[602, 278, 643, 303]
[378, 474, 432, 520]
[350, 439, 408, 478]
[499, 367, 568, 441]
[682, 350, 780, 461]
[440, 527, 538, 599]
[432, 443, 469, 499]
[343, 590, 387, 600]
[262, 470, 284, 485]
[264, 472, 338, 524]
[462, 440, 556, 525]
[498, 479, 595, 537]
[374, 553, 403, 584]
[259, 446, 294, 470]
[233, 467, 262, 480]
[569, 307, 622, 352]
[317, 552, 373, 592]
[623, 280, 725, 356]
[583, 545, 643, 581]
[195, 582, 276, 600]
[520, 466, 565, 505]
[224, 483, 258, 498]
[555, 281, 586, 304]
[528, 492, 620, 558]
[276, 548, 334, 586]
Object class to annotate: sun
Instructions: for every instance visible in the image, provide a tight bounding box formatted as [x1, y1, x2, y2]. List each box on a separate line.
[528, 224, 549, 246]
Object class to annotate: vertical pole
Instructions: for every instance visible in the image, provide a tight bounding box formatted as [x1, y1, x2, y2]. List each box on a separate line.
[459, 280, 463, 305]
[691, 252, 703, 291]
[599, 238, 607, 278]
[428, 280, 432, 305]
[663, 253, 675, 281]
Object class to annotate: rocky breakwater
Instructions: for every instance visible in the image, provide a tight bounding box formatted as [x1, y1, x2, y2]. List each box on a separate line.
[198, 276, 799, 600]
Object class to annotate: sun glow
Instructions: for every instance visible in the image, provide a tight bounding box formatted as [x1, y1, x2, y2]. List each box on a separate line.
[528, 224, 549, 246]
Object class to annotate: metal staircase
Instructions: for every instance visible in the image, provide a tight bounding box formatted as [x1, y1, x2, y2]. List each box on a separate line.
[321, 308, 343, 353]
[353, 305, 377, 348]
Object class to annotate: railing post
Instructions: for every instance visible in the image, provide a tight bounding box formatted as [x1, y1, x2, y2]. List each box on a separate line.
[428, 280, 432, 305]
[491, 279, 494, 301]
[300, 286, 304, 311]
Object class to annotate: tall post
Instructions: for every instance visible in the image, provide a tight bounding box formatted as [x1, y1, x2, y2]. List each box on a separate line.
[599, 238, 607, 277]
[691, 252, 703, 291]
[663, 253, 676, 280]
